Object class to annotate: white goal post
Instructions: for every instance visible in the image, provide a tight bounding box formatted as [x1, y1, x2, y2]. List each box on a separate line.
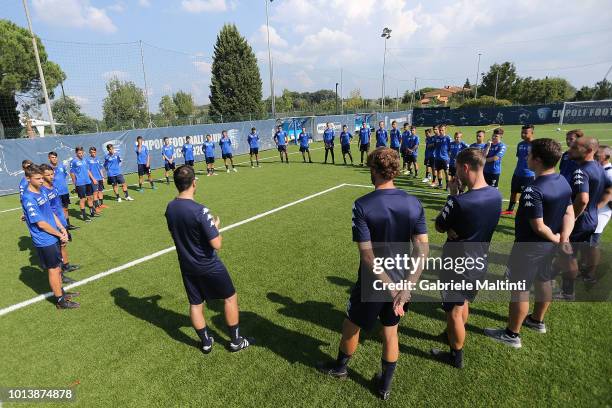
[558, 99, 612, 127]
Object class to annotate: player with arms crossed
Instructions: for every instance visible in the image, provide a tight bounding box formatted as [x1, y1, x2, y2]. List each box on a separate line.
[162, 137, 175, 184]
[357, 121, 371, 166]
[504, 125, 536, 215]
[247, 127, 261, 168]
[298, 126, 313, 163]
[104, 144, 133, 202]
[165, 165, 253, 353]
[22, 165, 79, 309]
[431, 148, 502, 368]
[274, 125, 289, 163]
[483, 128, 506, 188]
[317, 148, 428, 400]
[485, 138, 574, 348]
[339, 125, 353, 165]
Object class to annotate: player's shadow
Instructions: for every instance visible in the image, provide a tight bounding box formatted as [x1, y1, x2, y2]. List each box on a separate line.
[110, 287, 204, 348]
[326, 275, 353, 294]
[67, 208, 82, 219]
[17, 236, 55, 303]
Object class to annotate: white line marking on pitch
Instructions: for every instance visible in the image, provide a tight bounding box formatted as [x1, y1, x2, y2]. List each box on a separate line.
[0, 182, 347, 317]
[0, 147, 326, 215]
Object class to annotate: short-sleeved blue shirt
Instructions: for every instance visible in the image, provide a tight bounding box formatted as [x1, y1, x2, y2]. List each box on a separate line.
[135, 145, 149, 165]
[298, 132, 311, 148]
[375, 128, 388, 147]
[52, 164, 70, 195]
[323, 129, 335, 144]
[514, 140, 535, 178]
[275, 130, 287, 146]
[449, 141, 469, 166]
[219, 137, 233, 155]
[21, 188, 59, 247]
[162, 145, 175, 162]
[104, 153, 122, 177]
[182, 143, 195, 161]
[247, 133, 260, 149]
[484, 142, 507, 175]
[70, 157, 91, 186]
[389, 128, 401, 148]
[359, 128, 371, 145]
[203, 141, 215, 158]
[87, 157, 104, 180]
[340, 131, 352, 146]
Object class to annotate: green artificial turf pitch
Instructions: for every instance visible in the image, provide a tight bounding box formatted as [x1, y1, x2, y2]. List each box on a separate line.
[0, 123, 611, 407]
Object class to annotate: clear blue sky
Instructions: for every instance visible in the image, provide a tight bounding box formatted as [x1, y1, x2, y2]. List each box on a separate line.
[3, 0, 612, 119]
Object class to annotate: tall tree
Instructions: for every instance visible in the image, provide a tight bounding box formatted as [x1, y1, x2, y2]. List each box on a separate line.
[173, 91, 195, 119]
[346, 89, 364, 111]
[0, 19, 65, 138]
[209, 24, 264, 122]
[51, 97, 97, 134]
[479, 62, 520, 101]
[102, 78, 147, 129]
[158, 95, 177, 122]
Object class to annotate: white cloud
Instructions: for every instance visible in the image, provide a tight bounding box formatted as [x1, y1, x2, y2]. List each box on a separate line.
[32, 0, 117, 33]
[102, 70, 129, 81]
[70, 96, 90, 106]
[295, 70, 314, 88]
[252, 25, 288, 48]
[107, 2, 125, 12]
[181, 0, 227, 13]
[138, 0, 151, 6]
[193, 61, 212, 74]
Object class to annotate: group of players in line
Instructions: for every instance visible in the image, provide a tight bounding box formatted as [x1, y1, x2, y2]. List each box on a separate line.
[16, 120, 612, 400]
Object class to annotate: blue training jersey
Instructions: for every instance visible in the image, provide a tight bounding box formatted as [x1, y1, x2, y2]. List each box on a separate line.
[449, 141, 469, 166]
[375, 128, 388, 147]
[219, 137, 233, 155]
[484, 142, 507, 175]
[203, 141, 215, 158]
[389, 129, 401, 148]
[359, 128, 371, 144]
[434, 135, 452, 161]
[323, 129, 335, 144]
[162, 145, 175, 162]
[298, 132, 311, 148]
[70, 157, 91, 186]
[425, 136, 436, 158]
[52, 164, 69, 195]
[104, 153, 122, 177]
[135, 145, 149, 165]
[42, 185, 67, 227]
[247, 133, 260, 149]
[514, 140, 535, 178]
[275, 130, 287, 146]
[87, 157, 104, 180]
[182, 144, 195, 161]
[21, 188, 59, 247]
[340, 131, 352, 146]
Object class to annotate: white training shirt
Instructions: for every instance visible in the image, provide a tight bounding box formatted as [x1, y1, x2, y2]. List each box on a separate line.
[595, 164, 612, 234]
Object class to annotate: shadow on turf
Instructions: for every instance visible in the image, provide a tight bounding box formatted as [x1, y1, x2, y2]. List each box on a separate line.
[17, 236, 56, 303]
[110, 287, 214, 348]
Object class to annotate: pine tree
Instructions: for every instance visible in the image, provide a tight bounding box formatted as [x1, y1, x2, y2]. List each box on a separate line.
[209, 24, 264, 122]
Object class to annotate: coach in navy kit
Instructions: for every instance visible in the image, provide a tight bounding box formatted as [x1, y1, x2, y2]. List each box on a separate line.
[165, 165, 253, 354]
[557, 136, 611, 300]
[505, 125, 536, 214]
[317, 148, 428, 400]
[485, 138, 574, 348]
[432, 148, 502, 368]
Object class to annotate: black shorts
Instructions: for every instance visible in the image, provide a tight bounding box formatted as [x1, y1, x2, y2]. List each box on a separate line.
[181, 267, 236, 305]
[507, 242, 556, 288]
[137, 164, 151, 176]
[346, 282, 405, 331]
[484, 173, 500, 188]
[96, 180, 104, 191]
[76, 184, 93, 199]
[441, 288, 477, 311]
[511, 174, 535, 194]
[424, 156, 434, 167]
[249, 148, 259, 155]
[359, 143, 370, 152]
[325, 143, 334, 150]
[277, 145, 287, 152]
[222, 153, 233, 160]
[341, 145, 351, 154]
[35, 241, 62, 270]
[299, 146, 309, 153]
[205, 157, 215, 164]
[164, 162, 176, 171]
[449, 165, 457, 177]
[185, 159, 194, 166]
[60, 194, 70, 208]
[434, 158, 449, 171]
[107, 174, 126, 185]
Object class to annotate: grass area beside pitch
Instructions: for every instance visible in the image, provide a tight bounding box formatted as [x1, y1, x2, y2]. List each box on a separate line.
[0, 123, 611, 407]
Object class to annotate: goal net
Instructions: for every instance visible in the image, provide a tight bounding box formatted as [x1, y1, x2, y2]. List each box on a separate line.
[558, 100, 612, 126]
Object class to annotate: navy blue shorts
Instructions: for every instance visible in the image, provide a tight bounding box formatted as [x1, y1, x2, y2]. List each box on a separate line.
[325, 143, 334, 150]
[511, 174, 535, 194]
[96, 180, 104, 191]
[299, 146, 309, 153]
[181, 267, 236, 305]
[164, 162, 176, 171]
[484, 172, 500, 188]
[249, 148, 259, 155]
[137, 164, 150, 176]
[36, 242, 62, 270]
[185, 160, 195, 166]
[341, 145, 351, 154]
[60, 194, 70, 208]
[107, 174, 125, 185]
[222, 153, 233, 160]
[76, 184, 93, 199]
[424, 156, 434, 167]
[277, 145, 287, 152]
[346, 282, 405, 331]
[507, 242, 556, 288]
[359, 143, 370, 152]
[434, 158, 449, 171]
[205, 157, 215, 164]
